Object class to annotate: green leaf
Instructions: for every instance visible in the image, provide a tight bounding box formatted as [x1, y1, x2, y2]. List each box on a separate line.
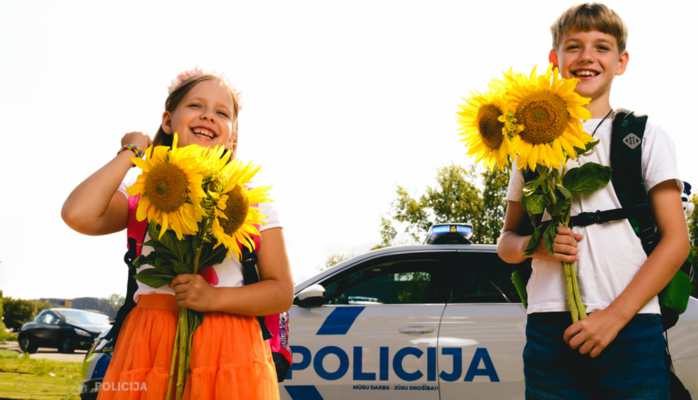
[198, 244, 228, 269]
[522, 193, 545, 216]
[556, 184, 571, 200]
[551, 198, 572, 217]
[188, 310, 205, 335]
[133, 251, 159, 268]
[172, 260, 193, 275]
[562, 163, 612, 192]
[133, 267, 176, 288]
[574, 139, 600, 155]
[543, 222, 558, 256]
[192, 236, 204, 252]
[523, 227, 542, 256]
[158, 232, 190, 262]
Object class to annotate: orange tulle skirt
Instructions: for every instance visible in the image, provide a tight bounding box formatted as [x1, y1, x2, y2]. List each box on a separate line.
[97, 294, 280, 400]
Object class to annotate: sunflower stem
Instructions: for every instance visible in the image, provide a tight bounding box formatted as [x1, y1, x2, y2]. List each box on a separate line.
[176, 307, 188, 400]
[192, 218, 211, 274]
[184, 327, 194, 385]
[570, 263, 586, 319]
[563, 262, 579, 322]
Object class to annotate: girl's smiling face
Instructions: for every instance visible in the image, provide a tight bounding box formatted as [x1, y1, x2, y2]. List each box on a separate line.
[162, 79, 236, 149]
[549, 30, 629, 102]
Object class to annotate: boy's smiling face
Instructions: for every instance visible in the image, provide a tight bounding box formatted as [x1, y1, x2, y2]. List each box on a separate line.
[549, 30, 629, 103]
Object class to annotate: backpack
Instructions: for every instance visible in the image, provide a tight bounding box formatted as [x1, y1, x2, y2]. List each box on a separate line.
[511, 109, 694, 331]
[107, 190, 293, 382]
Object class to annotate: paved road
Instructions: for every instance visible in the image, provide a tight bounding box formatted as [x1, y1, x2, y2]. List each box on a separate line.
[1, 341, 87, 363]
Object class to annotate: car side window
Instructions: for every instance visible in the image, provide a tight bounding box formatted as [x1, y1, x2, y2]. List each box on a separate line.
[46, 313, 60, 325]
[449, 252, 521, 304]
[35, 312, 47, 323]
[322, 253, 449, 305]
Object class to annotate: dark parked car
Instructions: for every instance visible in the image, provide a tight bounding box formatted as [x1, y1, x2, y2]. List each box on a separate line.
[18, 309, 112, 354]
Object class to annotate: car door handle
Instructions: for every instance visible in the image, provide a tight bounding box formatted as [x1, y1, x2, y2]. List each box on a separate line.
[399, 326, 434, 334]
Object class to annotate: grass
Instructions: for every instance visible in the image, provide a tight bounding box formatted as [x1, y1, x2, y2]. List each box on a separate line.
[0, 352, 82, 400]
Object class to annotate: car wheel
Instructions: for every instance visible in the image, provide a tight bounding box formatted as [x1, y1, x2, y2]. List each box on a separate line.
[19, 336, 38, 354]
[59, 338, 74, 354]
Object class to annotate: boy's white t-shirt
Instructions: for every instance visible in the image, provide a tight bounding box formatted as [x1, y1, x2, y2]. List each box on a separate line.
[505, 117, 682, 315]
[118, 168, 282, 304]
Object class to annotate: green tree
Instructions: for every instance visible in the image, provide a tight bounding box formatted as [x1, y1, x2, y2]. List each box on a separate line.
[383, 164, 509, 245]
[479, 168, 510, 244]
[109, 293, 126, 313]
[318, 252, 353, 272]
[0, 291, 6, 342]
[371, 216, 397, 250]
[687, 194, 698, 297]
[688, 194, 698, 246]
[3, 298, 34, 331]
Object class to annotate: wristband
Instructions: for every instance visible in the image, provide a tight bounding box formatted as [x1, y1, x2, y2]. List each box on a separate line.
[118, 144, 144, 159]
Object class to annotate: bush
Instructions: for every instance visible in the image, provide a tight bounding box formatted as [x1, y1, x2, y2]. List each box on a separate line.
[2, 297, 35, 331]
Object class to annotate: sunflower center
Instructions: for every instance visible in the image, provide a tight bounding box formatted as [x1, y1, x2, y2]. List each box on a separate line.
[145, 161, 189, 213]
[220, 185, 249, 236]
[515, 91, 569, 144]
[476, 104, 505, 150]
[156, 180, 169, 195]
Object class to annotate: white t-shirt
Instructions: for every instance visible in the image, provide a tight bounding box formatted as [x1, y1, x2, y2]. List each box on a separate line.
[118, 167, 282, 304]
[505, 117, 682, 315]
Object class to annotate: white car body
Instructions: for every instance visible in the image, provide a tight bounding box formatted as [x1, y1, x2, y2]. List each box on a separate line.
[279, 244, 698, 400]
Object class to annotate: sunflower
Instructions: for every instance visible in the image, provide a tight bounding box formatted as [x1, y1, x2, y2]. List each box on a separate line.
[127, 133, 207, 239]
[198, 145, 233, 179]
[456, 90, 513, 171]
[211, 159, 272, 260]
[496, 65, 594, 170]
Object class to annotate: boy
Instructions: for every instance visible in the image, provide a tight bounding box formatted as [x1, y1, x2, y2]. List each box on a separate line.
[497, 3, 689, 399]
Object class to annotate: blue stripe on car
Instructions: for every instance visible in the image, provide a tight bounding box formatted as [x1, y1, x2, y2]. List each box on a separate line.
[285, 385, 324, 400]
[316, 307, 365, 335]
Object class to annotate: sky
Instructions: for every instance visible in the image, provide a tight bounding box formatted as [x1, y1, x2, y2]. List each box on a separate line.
[1, 0, 696, 300]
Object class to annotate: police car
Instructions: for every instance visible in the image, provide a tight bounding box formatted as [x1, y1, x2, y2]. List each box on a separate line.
[280, 223, 698, 400]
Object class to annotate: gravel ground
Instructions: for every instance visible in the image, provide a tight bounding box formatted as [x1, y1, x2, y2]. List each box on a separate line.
[0, 341, 87, 363]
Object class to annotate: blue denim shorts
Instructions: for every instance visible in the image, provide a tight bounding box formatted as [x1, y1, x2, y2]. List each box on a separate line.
[524, 312, 669, 400]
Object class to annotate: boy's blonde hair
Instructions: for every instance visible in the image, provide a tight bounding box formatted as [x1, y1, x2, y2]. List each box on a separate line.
[551, 3, 628, 53]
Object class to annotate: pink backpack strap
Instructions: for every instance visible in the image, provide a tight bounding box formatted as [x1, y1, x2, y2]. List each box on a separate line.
[127, 194, 149, 257]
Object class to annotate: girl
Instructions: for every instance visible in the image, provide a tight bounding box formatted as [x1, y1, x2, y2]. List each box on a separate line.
[62, 69, 294, 399]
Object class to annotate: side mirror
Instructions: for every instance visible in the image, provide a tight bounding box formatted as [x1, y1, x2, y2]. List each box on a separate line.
[296, 284, 326, 308]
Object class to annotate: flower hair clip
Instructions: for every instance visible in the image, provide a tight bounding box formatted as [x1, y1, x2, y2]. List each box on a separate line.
[167, 66, 243, 110]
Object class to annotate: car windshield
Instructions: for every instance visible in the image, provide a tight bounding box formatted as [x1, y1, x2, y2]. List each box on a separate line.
[59, 310, 110, 325]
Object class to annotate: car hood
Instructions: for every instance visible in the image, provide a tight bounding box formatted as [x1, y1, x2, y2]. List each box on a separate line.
[67, 323, 110, 334]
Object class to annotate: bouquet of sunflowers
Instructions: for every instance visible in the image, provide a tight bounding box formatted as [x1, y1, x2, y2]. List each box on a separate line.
[125, 134, 271, 400]
[457, 65, 612, 323]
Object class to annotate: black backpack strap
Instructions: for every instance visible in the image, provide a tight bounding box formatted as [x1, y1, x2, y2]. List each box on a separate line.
[104, 237, 141, 345]
[610, 108, 655, 256]
[241, 243, 273, 341]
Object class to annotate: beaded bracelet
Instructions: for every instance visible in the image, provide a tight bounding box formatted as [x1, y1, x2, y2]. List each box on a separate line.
[117, 144, 144, 159]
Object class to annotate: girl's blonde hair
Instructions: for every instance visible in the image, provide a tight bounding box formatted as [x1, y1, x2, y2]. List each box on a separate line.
[153, 73, 241, 155]
[551, 3, 628, 53]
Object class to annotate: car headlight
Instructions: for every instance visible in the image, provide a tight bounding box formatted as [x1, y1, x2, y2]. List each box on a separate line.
[75, 328, 92, 337]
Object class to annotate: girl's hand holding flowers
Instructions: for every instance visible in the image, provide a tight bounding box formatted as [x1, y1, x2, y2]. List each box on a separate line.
[170, 274, 217, 313]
